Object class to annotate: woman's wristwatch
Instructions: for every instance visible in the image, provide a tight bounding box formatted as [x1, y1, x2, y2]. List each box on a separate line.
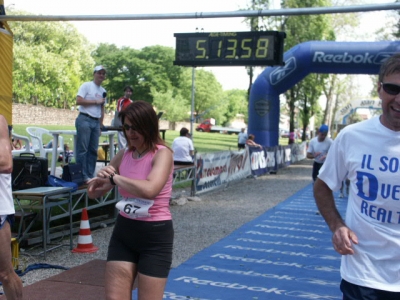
[109, 173, 117, 185]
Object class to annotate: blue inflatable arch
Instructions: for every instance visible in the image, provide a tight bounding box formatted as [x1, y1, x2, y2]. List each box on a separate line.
[248, 41, 400, 147]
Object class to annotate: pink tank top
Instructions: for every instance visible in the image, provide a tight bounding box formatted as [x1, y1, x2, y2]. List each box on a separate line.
[118, 145, 173, 221]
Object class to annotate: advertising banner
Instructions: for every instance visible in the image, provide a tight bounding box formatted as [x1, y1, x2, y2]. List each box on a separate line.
[195, 144, 297, 194]
[195, 151, 230, 193]
[227, 150, 251, 182]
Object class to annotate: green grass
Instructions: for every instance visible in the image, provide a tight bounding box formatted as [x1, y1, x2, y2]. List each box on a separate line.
[166, 130, 291, 151]
[12, 124, 291, 155]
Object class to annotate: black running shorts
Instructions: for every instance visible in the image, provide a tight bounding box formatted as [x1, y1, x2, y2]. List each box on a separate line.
[107, 215, 174, 278]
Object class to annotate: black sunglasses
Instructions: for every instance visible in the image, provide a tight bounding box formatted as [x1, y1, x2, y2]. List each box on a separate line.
[122, 124, 137, 131]
[381, 82, 400, 95]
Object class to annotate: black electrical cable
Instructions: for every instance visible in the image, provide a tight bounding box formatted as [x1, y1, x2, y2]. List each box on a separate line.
[0, 263, 69, 290]
[15, 263, 69, 276]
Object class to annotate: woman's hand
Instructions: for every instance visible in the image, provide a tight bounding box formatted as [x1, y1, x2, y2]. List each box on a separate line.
[97, 165, 117, 178]
[87, 177, 112, 199]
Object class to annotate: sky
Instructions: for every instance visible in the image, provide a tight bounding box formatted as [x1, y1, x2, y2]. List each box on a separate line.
[4, 0, 397, 92]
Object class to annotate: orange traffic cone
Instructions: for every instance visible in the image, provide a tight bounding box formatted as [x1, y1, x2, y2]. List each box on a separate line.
[72, 208, 99, 253]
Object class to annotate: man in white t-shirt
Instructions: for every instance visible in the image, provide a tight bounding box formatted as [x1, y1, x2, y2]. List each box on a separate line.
[75, 65, 107, 183]
[314, 53, 400, 299]
[306, 124, 332, 182]
[172, 127, 194, 165]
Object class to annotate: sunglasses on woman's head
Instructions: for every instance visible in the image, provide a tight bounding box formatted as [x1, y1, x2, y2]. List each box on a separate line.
[381, 82, 400, 95]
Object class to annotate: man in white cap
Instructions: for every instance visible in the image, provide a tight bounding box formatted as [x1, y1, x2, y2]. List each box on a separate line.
[75, 65, 107, 183]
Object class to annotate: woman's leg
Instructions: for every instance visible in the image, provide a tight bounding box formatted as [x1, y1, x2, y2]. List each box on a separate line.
[137, 272, 168, 300]
[105, 261, 136, 300]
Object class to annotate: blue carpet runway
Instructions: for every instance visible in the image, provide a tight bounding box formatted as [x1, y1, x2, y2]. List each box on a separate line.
[162, 184, 348, 300]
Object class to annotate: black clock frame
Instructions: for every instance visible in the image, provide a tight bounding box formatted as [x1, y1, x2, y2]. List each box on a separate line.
[174, 31, 286, 67]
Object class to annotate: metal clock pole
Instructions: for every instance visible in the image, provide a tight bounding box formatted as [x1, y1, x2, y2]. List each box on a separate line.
[190, 66, 195, 137]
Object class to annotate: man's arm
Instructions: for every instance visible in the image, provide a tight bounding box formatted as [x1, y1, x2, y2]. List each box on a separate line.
[76, 96, 105, 106]
[100, 104, 105, 127]
[306, 139, 314, 159]
[314, 178, 358, 255]
[0, 116, 13, 174]
[306, 152, 314, 159]
[189, 139, 195, 157]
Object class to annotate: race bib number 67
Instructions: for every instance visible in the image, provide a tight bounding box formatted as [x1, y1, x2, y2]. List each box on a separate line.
[116, 197, 154, 219]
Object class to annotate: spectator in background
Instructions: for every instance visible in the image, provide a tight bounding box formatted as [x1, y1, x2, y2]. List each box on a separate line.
[113, 86, 133, 150]
[306, 124, 332, 182]
[58, 144, 73, 164]
[246, 134, 262, 148]
[172, 127, 194, 165]
[75, 65, 107, 183]
[11, 138, 21, 150]
[0, 115, 23, 300]
[237, 128, 248, 150]
[314, 53, 400, 299]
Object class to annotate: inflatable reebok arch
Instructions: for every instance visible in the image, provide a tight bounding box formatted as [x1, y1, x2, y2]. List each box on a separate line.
[248, 41, 400, 147]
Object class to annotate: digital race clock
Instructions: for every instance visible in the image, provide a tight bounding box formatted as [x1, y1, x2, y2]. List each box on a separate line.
[174, 31, 286, 67]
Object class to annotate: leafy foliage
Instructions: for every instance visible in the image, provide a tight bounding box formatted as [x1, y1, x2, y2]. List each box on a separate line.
[92, 44, 192, 105]
[193, 69, 224, 123]
[10, 10, 94, 108]
[222, 89, 248, 124]
[152, 88, 190, 121]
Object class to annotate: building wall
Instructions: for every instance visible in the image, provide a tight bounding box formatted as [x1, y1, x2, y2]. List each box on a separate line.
[11, 104, 188, 131]
[12, 104, 113, 126]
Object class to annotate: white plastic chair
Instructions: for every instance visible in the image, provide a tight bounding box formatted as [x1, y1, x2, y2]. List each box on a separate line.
[11, 132, 35, 156]
[26, 127, 64, 160]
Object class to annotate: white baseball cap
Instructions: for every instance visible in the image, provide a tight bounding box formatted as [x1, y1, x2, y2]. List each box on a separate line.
[94, 65, 106, 73]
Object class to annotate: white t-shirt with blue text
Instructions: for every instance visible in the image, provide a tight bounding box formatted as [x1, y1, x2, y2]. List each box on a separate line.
[318, 116, 400, 292]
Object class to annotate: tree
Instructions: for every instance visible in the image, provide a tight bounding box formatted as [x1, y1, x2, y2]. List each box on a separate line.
[243, 0, 334, 142]
[243, 0, 376, 141]
[243, 0, 267, 102]
[152, 88, 190, 122]
[280, 0, 335, 142]
[193, 69, 225, 124]
[10, 10, 94, 108]
[222, 89, 248, 125]
[92, 44, 192, 107]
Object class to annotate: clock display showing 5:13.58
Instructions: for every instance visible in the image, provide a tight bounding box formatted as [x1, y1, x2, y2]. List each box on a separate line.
[174, 31, 285, 67]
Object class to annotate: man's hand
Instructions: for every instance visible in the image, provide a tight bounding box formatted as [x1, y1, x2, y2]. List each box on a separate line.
[332, 225, 358, 255]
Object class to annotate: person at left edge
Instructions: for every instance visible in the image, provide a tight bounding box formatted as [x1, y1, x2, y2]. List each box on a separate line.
[75, 65, 107, 183]
[0, 115, 23, 300]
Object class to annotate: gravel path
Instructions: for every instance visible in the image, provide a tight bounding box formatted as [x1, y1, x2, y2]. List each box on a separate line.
[10, 159, 313, 289]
